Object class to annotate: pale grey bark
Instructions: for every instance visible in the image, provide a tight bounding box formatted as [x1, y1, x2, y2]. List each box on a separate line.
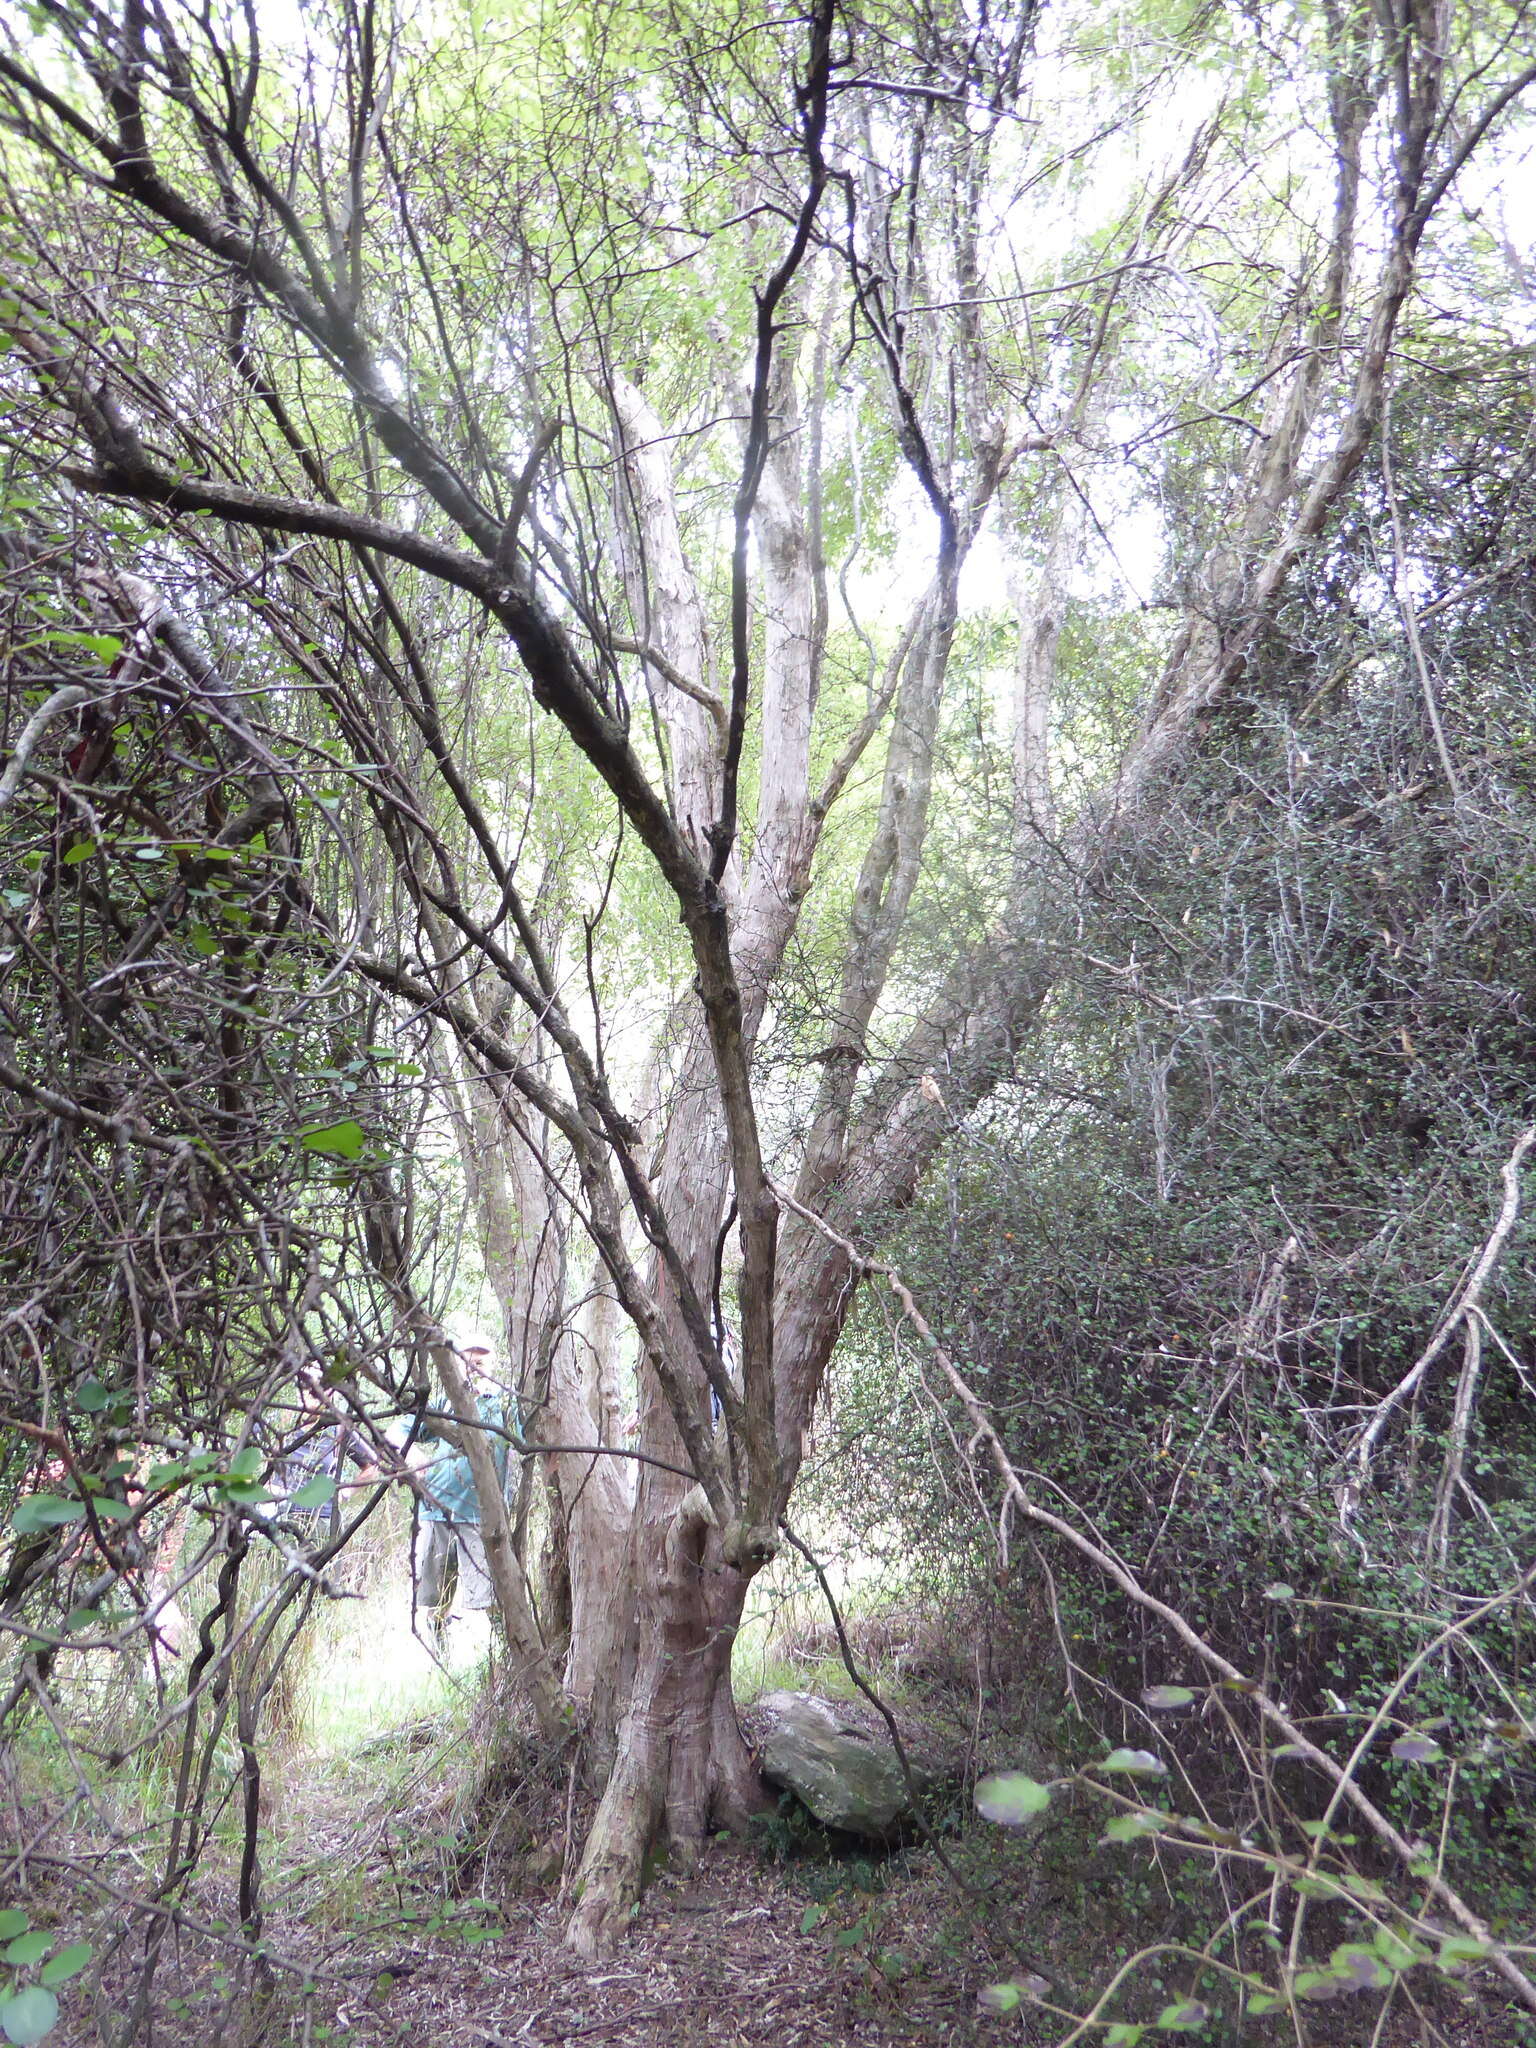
[2, 0, 1516, 1966]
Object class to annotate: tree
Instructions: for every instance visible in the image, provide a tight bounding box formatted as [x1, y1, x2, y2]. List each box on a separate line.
[2, 0, 1532, 1965]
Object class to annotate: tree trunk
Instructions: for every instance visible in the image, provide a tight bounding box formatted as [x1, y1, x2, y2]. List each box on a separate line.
[566, 1486, 762, 1955]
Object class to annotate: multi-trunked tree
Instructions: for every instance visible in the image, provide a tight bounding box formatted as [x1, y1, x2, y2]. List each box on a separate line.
[2, 0, 1531, 1971]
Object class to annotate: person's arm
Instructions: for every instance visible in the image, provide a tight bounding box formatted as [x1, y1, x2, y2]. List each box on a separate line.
[334, 1422, 383, 1486]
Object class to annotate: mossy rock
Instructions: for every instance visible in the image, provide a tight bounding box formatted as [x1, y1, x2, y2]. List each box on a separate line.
[745, 1690, 962, 1840]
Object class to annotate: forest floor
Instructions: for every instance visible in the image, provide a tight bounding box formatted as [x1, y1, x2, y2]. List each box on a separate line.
[299, 1836, 994, 2048]
[21, 1558, 1533, 2048]
[36, 1765, 1003, 2047]
[36, 1722, 1531, 2048]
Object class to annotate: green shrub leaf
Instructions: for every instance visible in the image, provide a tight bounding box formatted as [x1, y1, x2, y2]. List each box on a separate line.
[1097, 1748, 1167, 1777]
[1141, 1685, 1195, 1711]
[1328, 1944, 1392, 1992]
[1436, 1935, 1490, 1969]
[0, 1986, 59, 2047]
[38, 1945, 91, 1988]
[1390, 1731, 1444, 1764]
[976, 1983, 1021, 2014]
[1103, 1810, 1167, 1842]
[1155, 2000, 1209, 2031]
[975, 1772, 1051, 1824]
[300, 1119, 366, 1160]
[1371, 1930, 1421, 1969]
[12, 1497, 86, 1536]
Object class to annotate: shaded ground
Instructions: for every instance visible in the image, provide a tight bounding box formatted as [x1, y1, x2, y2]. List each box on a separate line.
[364, 1849, 989, 2048]
[36, 1803, 1531, 2048]
[36, 1833, 999, 2047]
[14, 1563, 1533, 2048]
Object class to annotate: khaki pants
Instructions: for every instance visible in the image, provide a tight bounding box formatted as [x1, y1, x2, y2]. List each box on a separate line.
[414, 1518, 493, 1620]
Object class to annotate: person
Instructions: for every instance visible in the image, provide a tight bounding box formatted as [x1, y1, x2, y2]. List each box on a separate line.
[274, 1375, 380, 1534]
[118, 1450, 191, 1672]
[411, 1330, 512, 1652]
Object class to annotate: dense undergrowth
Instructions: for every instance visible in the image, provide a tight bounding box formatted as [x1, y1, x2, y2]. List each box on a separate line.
[787, 356, 1536, 2040]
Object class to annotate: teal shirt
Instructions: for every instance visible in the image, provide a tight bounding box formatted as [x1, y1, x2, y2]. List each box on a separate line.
[418, 1395, 511, 1524]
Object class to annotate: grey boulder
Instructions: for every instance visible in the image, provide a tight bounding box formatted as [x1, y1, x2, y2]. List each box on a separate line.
[748, 1689, 960, 1840]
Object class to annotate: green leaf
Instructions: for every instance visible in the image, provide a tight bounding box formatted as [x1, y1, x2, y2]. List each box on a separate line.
[1390, 1731, 1444, 1764]
[1141, 1685, 1195, 1711]
[1245, 1992, 1281, 2015]
[226, 1447, 263, 1481]
[147, 1453, 217, 1488]
[60, 843, 95, 865]
[0, 1914, 27, 1940]
[291, 1475, 337, 1510]
[3, 1933, 49, 1967]
[974, 1772, 1051, 1825]
[799, 1904, 826, 1935]
[1103, 1810, 1166, 1842]
[38, 1945, 91, 1987]
[976, 1983, 1021, 2014]
[1264, 1583, 1295, 1601]
[1155, 1999, 1209, 2031]
[189, 924, 220, 957]
[301, 1119, 367, 1160]
[0, 1985, 59, 2046]
[1328, 1944, 1391, 1992]
[88, 1499, 132, 1523]
[1097, 1749, 1167, 1777]
[74, 1379, 112, 1412]
[1106, 2027, 1146, 2045]
[12, 1497, 86, 1536]
[1436, 1935, 1489, 1969]
[1371, 1930, 1421, 1969]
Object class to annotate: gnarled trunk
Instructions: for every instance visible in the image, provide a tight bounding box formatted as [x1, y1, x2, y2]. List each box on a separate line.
[567, 1492, 760, 1954]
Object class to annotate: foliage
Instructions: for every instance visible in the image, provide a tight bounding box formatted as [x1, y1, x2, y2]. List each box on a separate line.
[0, 1910, 90, 2048]
[2, 0, 1535, 2028]
[808, 323, 1536, 2035]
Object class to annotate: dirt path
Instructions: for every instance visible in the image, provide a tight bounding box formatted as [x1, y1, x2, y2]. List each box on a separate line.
[321, 1849, 983, 2048]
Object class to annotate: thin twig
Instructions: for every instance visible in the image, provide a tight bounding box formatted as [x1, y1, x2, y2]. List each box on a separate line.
[1355, 1124, 1536, 1475]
